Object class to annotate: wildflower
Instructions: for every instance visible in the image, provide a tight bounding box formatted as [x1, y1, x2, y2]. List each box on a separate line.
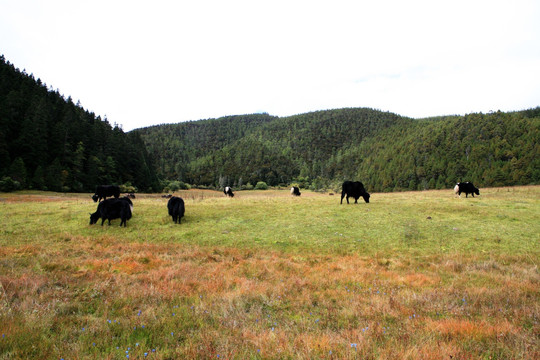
[144, 353, 148, 357]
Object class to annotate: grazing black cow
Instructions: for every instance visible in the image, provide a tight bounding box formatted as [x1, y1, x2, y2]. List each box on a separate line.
[167, 196, 185, 224]
[454, 182, 480, 198]
[92, 185, 120, 202]
[162, 194, 172, 199]
[90, 198, 132, 227]
[290, 186, 301, 196]
[125, 193, 136, 199]
[340, 181, 370, 204]
[224, 186, 234, 197]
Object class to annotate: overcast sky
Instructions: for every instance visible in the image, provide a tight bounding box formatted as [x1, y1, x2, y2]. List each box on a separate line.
[1, 0, 539, 131]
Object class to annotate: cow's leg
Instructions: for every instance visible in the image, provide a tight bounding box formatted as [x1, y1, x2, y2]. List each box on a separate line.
[101, 218, 105, 226]
[340, 191, 346, 204]
[354, 197, 358, 204]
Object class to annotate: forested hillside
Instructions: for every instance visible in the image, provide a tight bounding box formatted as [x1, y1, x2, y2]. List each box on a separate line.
[136, 114, 278, 181]
[2, 54, 538, 194]
[0, 55, 159, 192]
[137, 108, 539, 192]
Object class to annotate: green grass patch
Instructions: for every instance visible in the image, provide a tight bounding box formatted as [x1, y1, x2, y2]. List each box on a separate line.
[0, 187, 538, 359]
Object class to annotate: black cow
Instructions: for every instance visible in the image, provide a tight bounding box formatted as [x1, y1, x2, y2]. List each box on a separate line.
[340, 181, 370, 204]
[167, 196, 185, 224]
[119, 196, 133, 207]
[224, 186, 234, 197]
[92, 185, 120, 202]
[90, 198, 132, 227]
[290, 186, 301, 196]
[454, 182, 480, 198]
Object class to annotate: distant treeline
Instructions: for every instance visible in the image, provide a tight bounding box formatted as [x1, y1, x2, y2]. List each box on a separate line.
[1, 54, 539, 193]
[136, 108, 540, 192]
[0, 55, 159, 192]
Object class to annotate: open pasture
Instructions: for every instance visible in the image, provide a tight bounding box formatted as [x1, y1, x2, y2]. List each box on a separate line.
[0, 187, 538, 359]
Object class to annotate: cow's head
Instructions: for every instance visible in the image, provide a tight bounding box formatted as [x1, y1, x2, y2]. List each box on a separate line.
[474, 188, 480, 196]
[92, 194, 99, 202]
[89, 212, 99, 225]
[362, 192, 370, 203]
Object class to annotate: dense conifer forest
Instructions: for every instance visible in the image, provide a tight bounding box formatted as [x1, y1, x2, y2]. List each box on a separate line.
[0, 55, 159, 192]
[1, 55, 539, 193]
[137, 108, 539, 192]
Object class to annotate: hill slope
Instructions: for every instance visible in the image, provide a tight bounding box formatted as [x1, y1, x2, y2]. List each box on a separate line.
[2, 54, 538, 193]
[136, 108, 539, 191]
[0, 55, 159, 192]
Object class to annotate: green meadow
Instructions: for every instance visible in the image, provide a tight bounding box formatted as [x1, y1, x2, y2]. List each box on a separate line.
[0, 187, 538, 359]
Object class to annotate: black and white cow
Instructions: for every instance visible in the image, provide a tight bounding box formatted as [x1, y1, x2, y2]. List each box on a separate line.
[340, 181, 370, 204]
[290, 186, 301, 196]
[454, 182, 480, 198]
[224, 186, 234, 197]
[92, 185, 120, 202]
[167, 196, 185, 224]
[90, 198, 132, 227]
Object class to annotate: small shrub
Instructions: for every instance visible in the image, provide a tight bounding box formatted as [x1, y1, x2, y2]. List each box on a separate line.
[163, 180, 190, 192]
[120, 182, 138, 193]
[255, 181, 268, 190]
[0, 176, 20, 192]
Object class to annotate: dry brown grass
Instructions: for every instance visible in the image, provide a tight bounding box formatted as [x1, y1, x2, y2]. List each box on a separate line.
[0, 188, 538, 359]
